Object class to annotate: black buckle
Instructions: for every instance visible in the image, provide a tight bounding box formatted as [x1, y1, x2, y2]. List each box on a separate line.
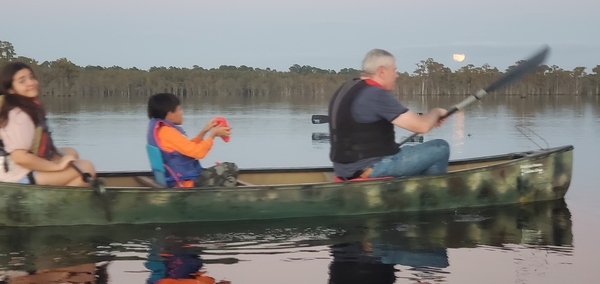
[27, 171, 36, 184]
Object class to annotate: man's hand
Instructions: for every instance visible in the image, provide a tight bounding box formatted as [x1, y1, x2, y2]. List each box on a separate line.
[434, 108, 448, 128]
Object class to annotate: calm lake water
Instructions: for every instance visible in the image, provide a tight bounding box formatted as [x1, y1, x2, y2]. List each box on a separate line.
[0, 95, 599, 283]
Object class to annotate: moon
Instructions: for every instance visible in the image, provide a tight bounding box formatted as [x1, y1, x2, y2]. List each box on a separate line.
[453, 53, 466, 62]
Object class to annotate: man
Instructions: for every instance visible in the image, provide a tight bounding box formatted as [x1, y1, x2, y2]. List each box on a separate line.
[328, 48, 450, 180]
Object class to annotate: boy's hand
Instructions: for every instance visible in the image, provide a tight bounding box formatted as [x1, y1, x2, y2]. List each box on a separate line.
[201, 118, 217, 133]
[197, 118, 217, 139]
[210, 126, 231, 138]
[213, 117, 230, 142]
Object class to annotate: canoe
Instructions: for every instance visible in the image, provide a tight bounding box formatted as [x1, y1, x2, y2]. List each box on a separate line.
[0, 145, 573, 227]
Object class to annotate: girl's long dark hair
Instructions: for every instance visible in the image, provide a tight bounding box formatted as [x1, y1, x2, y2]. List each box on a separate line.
[0, 61, 44, 127]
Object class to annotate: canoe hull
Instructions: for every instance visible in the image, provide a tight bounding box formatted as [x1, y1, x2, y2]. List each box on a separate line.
[0, 145, 574, 227]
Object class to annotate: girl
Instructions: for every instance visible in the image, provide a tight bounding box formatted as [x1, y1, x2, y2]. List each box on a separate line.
[0, 61, 96, 186]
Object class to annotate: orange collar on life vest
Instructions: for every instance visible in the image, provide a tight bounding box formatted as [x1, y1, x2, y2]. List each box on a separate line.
[363, 78, 383, 88]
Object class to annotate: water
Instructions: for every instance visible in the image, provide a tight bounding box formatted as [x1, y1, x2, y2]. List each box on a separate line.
[1, 95, 599, 283]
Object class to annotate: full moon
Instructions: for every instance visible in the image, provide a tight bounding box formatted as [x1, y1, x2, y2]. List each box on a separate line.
[453, 53, 466, 62]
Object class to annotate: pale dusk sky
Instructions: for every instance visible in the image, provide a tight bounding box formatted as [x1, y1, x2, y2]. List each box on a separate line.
[3, 0, 599, 73]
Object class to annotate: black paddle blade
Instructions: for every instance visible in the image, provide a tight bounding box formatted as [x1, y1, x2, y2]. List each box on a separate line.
[91, 177, 106, 195]
[311, 115, 329, 124]
[485, 45, 550, 93]
[91, 178, 112, 222]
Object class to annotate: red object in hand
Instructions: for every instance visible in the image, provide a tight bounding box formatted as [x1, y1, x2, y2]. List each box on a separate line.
[214, 117, 230, 142]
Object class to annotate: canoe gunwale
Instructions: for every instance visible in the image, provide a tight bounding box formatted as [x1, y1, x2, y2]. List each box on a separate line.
[0, 145, 574, 193]
[94, 145, 574, 191]
[97, 145, 573, 177]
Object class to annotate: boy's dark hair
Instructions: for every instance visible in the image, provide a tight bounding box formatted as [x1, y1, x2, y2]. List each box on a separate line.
[147, 93, 180, 119]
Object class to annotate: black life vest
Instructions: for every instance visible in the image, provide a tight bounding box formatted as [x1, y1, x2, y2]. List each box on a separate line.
[328, 79, 399, 164]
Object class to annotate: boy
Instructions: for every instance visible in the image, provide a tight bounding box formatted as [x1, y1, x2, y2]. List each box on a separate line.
[146, 93, 237, 188]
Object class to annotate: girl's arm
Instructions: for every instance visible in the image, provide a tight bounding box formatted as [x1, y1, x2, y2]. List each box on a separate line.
[10, 149, 69, 171]
[1, 109, 71, 172]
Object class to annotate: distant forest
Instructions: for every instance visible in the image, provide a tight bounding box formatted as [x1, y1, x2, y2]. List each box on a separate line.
[1, 40, 599, 98]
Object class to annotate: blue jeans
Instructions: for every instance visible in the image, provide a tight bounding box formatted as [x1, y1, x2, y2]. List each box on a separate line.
[369, 139, 450, 178]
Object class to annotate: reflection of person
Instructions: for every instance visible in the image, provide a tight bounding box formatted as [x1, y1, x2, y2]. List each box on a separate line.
[0, 262, 109, 284]
[0, 61, 96, 186]
[145, 241, 230, 284]
[328, 49, 450, 180]
[370, 243, 449, 268]
[328, 242, 396, 284]
[146, 93, 237, 188]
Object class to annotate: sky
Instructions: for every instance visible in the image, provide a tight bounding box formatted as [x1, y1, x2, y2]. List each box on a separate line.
[3, 0, 600, 73]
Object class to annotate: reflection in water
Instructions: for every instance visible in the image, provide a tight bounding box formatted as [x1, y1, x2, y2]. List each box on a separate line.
[0, 263, 109, 284]
[452, 110, 465, 155]
[145, 238, 230, 284]
[0, 200, 572, 283]
[311, 132, 330, 144]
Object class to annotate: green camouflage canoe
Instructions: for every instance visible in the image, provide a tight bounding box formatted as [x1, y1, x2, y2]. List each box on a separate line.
[0, 145, 573, 227]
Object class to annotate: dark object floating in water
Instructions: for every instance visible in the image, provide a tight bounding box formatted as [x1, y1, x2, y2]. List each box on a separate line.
[312, 132, 330, 141]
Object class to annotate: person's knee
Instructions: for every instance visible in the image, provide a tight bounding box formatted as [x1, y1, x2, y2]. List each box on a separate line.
[221, 162, 239, 175]
[228, 162, 238, 170]
[60, 147, 79, 159]
[437, 139, 450, 151]
[430, 139, 450, 159]
[76, 159, 96, 177]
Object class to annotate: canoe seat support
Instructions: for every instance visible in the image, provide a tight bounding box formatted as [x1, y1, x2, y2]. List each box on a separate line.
[237, 179, 255, 186]
[135, 176, 165, 188]
[333, 176, 392, 182]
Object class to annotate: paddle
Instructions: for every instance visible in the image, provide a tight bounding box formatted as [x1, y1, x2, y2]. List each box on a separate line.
[57, 149, 112, 222]
[311, 113, 422, 124]
[311, 114, 329, 124]
[396, 45, 550, 147]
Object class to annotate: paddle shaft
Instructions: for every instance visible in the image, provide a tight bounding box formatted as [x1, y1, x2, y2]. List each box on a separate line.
[312, 113, 422, 124]
[311, 114, 329, 124]
[56, 149, 92, 183]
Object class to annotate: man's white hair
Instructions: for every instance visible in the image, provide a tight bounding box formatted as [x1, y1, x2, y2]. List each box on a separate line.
[361, 49, 396, 75]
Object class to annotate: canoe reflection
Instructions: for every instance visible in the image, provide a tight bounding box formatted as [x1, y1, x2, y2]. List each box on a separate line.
[326, 199, 571, 283]
[0, 199, 572, 283]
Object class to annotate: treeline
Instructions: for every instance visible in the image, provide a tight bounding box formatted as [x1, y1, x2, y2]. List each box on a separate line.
[1, 40, 599, 98]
